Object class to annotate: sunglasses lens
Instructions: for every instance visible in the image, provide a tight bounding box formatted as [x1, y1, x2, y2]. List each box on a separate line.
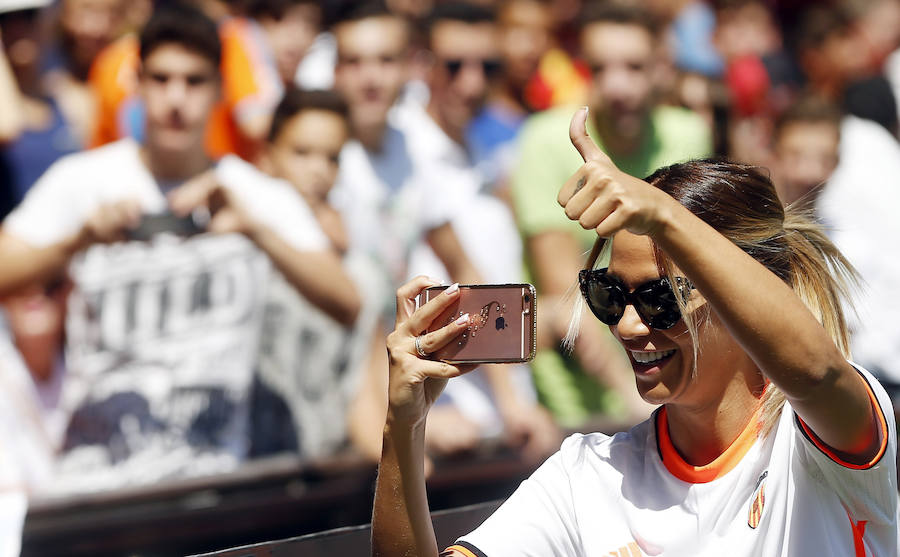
[634, 280, 683, 329]
[581, 273, 625, 325]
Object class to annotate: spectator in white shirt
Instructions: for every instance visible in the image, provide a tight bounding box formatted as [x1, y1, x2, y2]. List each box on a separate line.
[333, 2, 559, 466]
[0, 3, 358, 494]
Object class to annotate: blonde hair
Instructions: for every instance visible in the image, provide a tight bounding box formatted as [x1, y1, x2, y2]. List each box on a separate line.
[565, 159, 859, 436]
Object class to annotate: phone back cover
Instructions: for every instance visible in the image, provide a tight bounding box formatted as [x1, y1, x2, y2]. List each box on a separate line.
[422, 284, 536, 364]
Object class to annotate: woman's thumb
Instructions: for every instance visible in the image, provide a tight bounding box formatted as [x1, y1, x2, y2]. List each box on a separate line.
[569, 107, 611, 164]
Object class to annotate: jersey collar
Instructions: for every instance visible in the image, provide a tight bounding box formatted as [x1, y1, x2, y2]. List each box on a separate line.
[655, 404, 762, 483]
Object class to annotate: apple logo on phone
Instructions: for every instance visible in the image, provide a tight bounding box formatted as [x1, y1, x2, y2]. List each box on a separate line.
[495, 316, 507, 331]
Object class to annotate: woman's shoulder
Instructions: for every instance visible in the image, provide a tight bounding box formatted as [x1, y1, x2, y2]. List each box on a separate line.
[557, 418, 657, 469]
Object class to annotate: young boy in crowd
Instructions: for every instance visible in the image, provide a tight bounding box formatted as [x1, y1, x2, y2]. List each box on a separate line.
[265, 88, 350, 253]
[251, 88, 380, 459]
[0, 3, 358, 493]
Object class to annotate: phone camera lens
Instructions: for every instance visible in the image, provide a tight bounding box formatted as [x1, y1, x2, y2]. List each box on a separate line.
[524, 294, 531, 303]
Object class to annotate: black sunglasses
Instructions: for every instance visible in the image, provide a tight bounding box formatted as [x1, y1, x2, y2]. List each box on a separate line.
[578, 268, 694, 330]
[442, 58, 502, 79]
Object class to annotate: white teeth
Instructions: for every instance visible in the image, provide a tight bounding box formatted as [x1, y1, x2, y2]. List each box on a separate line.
[631, 349, 675, 364]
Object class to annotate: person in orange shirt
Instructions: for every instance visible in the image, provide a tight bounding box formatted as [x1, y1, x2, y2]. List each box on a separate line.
[89, 4, 292, 161]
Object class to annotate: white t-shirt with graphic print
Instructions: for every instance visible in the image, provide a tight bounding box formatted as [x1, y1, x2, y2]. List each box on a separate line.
[452, 365, 897, 557]
[4, 139, 327, 494]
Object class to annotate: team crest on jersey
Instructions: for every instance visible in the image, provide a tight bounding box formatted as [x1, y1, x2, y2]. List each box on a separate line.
[748, 471, 768, 529]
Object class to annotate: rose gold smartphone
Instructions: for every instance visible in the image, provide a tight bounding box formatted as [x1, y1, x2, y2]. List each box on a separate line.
[415, 284, 536, 364]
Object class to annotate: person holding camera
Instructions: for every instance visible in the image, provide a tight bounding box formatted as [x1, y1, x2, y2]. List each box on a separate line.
[371, 108, 897, 556]
[0, 3, 358, 493]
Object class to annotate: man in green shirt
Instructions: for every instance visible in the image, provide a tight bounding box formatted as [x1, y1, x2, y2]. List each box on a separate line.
[512, 2, 711, 426]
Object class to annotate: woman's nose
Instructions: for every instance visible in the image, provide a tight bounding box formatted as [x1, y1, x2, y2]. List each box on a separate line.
[613, 304, 651, 340]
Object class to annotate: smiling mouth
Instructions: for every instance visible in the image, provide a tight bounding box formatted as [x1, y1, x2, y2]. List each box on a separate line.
[629, 350, 675, 373]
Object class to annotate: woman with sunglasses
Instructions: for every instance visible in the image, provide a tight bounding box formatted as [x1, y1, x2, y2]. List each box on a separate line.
[371, 108, 897, 557]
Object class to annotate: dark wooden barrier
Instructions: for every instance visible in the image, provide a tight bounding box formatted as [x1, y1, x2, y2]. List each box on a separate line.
[23, 418, 633, 556]
[192, 499, 503, 557]
[21, 446, 536, 556]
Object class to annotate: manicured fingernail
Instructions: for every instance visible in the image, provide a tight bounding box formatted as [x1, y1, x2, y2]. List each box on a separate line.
[445, 283, 459, 295]
[582, 106, 589, 115]
[455, 313, 470, 325]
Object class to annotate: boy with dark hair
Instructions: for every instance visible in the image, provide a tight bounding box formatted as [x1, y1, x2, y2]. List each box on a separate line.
[252, 87, 378, 458]
[793, 5, 866, 102]
[0, 3, 358, 493]
[90, 0, 284, 161]
[267, 88, 350, 253]
[137, 2, 221, 63]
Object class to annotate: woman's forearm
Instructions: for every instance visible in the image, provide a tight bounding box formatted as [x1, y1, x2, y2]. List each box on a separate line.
[372, 418, 439, 557]
[654, 202, 843, 388]
[653, 201, 874, 453]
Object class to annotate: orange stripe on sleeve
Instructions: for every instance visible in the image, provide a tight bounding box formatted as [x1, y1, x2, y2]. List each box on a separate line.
[445, 544, 480, 557]
[797, 372, 889, 470]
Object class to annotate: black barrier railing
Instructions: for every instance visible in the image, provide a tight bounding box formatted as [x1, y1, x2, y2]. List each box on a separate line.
[22, 417, 636, 556]
[191, 499, 504, 557]
[21, 445, 538, 556]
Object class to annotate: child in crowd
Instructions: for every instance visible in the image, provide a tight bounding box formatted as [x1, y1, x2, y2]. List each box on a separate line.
[255, 88, 377, 459]
[265, 88, 349, 253]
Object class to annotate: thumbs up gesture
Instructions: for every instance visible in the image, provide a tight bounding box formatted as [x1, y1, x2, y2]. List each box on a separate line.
[557, 107, 673, 239]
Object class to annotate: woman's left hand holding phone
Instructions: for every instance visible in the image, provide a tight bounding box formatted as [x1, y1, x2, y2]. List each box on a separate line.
[386, 277, 475, 429]
[374, 277, 475, 557]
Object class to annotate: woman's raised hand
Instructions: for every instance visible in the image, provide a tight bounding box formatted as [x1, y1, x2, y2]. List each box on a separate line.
[558, 107, 675, 239]
[385, 277, 475, 429]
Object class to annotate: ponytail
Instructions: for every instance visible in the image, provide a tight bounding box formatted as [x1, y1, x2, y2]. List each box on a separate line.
[780, 209, 857, 356]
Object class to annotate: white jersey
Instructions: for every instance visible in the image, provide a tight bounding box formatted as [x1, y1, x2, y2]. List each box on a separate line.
[452, 365, 897, 557]
[3, 139, 327, 494]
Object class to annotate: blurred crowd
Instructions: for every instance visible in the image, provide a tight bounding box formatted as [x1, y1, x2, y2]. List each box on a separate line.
[1, 0, 900, 551]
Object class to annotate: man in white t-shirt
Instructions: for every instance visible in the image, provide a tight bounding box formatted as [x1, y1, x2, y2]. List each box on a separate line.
[399, 3, 560, 459]
[329, 2, 479, 292]
[0, 4, 358, 494]
[333, 3, 558, 464]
